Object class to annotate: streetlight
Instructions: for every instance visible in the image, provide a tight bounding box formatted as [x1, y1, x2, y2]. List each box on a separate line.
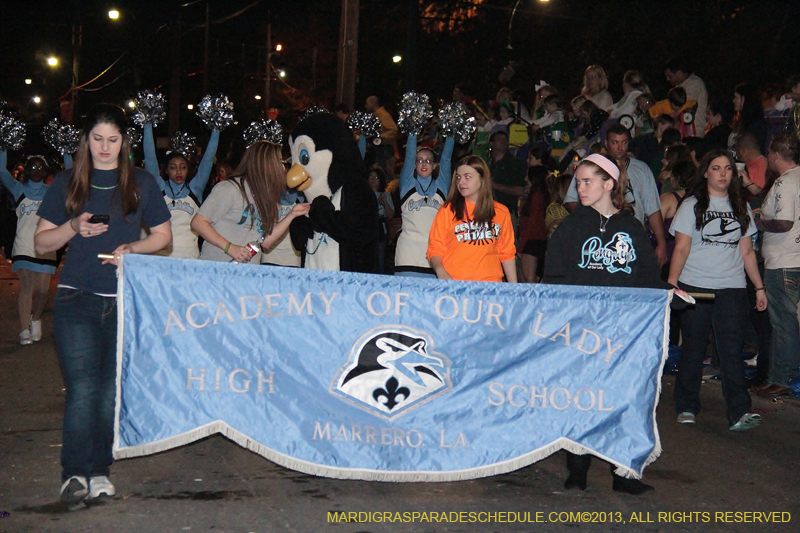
[254, 95, 262, 100]
[187, 104, 194, 110]
[33, 96, 41, 104]
[25, 79, 32, 85]
[392, 55, 402, 63]
[108, 9, 120, 19]
[275, 44, 282, 52]
[278, 70, 286, 78]
[508, 0, 551, 49]
[47, 57, 58, 67]
[127, 100, 135, 109]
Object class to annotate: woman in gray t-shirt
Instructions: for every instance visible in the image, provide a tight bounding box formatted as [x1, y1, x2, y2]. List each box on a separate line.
[667, 149, 767, 432]
[191, 141, 308, 264]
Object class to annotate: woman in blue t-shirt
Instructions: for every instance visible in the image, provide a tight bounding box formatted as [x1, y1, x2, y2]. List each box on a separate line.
[668, 149, 767, 431]
[35, 104, 172, 506]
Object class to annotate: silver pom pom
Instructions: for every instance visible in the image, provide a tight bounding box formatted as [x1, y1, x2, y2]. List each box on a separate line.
[132, 90, 167, 127]
[196, 94, 235, 130]
[42, 118, 80, 156]
[170, 132, 197, 159]
[397, 92, 433, 136]
[347, 110, 382, 143]
[438, 102, 477, 145]
[126, 127, 142, 148]
[300, 105, 329, 122]
[242, 119, 283, 148]
[0, 110, 26, 152]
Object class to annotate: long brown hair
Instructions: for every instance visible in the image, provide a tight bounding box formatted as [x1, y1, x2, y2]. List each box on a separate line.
[689, 149, 750, 233]
[444, 155, 495, 225]
[67, 104, 139, 219]
[228, 141, 283, 236]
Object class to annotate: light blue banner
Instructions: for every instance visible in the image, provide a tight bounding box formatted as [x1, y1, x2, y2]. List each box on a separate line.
[114, 254, 670, 481]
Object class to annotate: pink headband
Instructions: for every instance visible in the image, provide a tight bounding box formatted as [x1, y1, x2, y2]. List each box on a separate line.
[582, 153, 620, 181]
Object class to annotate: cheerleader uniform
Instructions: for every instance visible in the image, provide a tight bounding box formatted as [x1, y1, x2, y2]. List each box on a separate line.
[0, 152, 57, 274]
[395, 135, 454, 277]
[143, 124, 219, 259]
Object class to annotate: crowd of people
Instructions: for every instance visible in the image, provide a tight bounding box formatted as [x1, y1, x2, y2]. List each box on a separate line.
[2, 59, 800, 505]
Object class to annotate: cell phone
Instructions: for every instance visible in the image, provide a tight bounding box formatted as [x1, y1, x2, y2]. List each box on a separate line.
[89, 214, 110, 224]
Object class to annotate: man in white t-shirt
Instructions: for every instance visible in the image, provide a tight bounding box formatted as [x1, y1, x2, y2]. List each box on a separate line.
[665, 58, 708, 138]
[755, 134, 800, 398]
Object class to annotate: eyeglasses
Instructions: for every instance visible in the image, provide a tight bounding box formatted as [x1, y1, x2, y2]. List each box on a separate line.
[416, 158, 433, 165]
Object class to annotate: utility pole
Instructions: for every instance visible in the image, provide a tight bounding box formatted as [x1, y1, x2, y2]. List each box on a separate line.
[265, 22, 272, 114]
[203, 1, 210, 94]
[70, 22, 82, 122]
[169, 17, 182, 136]
[336, 0, 359, 109]
[405, 0, 418, 91]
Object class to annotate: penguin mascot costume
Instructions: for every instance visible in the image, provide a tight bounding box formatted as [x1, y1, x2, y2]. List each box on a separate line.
[286, 113, 380, 273]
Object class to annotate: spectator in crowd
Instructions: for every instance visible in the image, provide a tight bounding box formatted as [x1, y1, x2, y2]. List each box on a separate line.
[365, 95, 400, 177]
[488, 129, 527, 229]
[545, 172, 572, 238]
[610, 70, 651, 119]
[665, 57, 708, 137]
[532, 94, 569, 158]
[702, 100, 735, 153]
[517, 165, 549, 283]
[497, 86, 532, 124]
[753, 134, 800, 398]
[367, 165, 394, 274]
[735, 132, 768, 196]
[648, 87, 698, 138]
[658, 145, 695, 194]
[565, 125, 668, 266]
[668, 149, 766, 431]
[631, 114, 675, 167]
[581, 65, 613, 112]
[730, 83, 768, 155]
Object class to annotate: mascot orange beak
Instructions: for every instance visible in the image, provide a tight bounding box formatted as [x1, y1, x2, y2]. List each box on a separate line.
[286, 163, 312, 192]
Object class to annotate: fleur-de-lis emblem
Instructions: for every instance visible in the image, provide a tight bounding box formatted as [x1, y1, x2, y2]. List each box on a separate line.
[372, 377, 410, 411]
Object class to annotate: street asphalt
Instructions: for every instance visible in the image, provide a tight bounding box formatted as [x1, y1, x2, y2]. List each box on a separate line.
[1, 259, 799, 533]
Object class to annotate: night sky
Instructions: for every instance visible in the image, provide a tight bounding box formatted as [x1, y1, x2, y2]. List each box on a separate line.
[3, 0, 799, 143]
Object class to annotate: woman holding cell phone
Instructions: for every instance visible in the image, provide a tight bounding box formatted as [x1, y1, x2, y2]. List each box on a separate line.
[35, 104, 171, 506]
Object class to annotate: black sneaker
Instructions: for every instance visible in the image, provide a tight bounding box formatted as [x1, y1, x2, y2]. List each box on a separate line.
[60, 476, 89, 504]
[612, 474, 654, 495]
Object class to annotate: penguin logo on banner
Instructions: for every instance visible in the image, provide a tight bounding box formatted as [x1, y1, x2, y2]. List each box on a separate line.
[331, 326, 452, 420]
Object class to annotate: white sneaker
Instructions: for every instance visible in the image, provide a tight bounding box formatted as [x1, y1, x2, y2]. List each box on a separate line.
[60, 476, 89, 504]
[89, 475, 116, 499]
[19, 330, 33, 346]
[677, 412, 696, 424]
[30, 318, 42, 342]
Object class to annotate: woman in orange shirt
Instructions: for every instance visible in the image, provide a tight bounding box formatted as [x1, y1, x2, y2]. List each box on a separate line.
[427, 155, 517, 283]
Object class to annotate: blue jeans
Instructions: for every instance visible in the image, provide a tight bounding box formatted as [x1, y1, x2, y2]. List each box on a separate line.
[764, 268, 800, 387]
[53, 288, 118, 482]
[674, 283, 751, 425]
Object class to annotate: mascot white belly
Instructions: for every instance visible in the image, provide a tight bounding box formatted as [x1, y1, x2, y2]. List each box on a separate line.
[305, 189, 341, 270]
